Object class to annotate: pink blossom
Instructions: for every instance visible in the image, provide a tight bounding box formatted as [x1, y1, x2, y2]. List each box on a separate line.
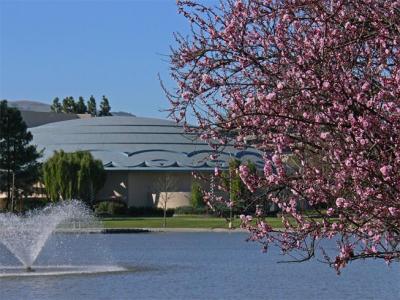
[263, 160, 273, 177]
[182, 91, 192, 101]
[202, 74, 214, 85]
[322, 81, 330, 89]
[239, 165, 249, 178]
[265, 92, 276, 100]
[169, 0, 400, 270]
[336, 198, 346, 208]
[361, 82, 370, 91]
[380, 165, 392, 177]
[388, 207, 398, 216]
[320, 132, 329, 139]
[272, 154, 281, 166]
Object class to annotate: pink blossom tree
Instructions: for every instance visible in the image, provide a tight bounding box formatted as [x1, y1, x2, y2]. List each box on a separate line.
[164, 0, 400, 272]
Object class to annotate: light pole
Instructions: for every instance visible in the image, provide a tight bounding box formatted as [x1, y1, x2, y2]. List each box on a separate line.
[228, 152, 233, 230]
[0, 168, 15, 212]
[11, 171, 15, 212]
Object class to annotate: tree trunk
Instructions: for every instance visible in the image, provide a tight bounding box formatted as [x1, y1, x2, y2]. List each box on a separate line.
[163, 201, 167, 228]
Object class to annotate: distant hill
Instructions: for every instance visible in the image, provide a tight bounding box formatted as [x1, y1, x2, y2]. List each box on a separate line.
[8, 100, 51, 112]
[20, 111, 79, 128]
[112, 111, 136, 117]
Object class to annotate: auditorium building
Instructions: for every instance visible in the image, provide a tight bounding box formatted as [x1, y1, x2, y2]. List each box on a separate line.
[30, 116, 263, 208]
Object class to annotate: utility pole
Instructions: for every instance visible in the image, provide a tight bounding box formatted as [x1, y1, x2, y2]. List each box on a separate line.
[0, 168, 15, 212]
[228, 152, 233, 229]
[11, 171, 15, 212]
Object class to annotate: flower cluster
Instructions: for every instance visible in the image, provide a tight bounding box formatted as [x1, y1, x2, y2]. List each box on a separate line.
[166, 0, 400, 271]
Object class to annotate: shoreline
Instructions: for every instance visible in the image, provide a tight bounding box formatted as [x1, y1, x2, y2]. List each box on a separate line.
[55, 227, 249, 234]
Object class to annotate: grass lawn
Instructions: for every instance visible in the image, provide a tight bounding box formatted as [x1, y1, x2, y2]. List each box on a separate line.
[101, 215, 284, 229]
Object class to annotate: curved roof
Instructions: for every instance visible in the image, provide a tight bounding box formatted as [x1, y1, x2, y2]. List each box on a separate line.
[31, 116, 264, 171]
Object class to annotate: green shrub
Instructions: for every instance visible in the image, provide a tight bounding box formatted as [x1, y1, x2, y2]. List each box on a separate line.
[107, 202, 127, 215]
[23, 198, 49, 211]
[127, 206, 174, 217]
[95, 201, 109, 215]
[174, 206, 208, 215]
[95, 201, 127, 216]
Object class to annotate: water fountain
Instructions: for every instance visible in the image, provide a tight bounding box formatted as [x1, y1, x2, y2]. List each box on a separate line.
[0, 200, 127, 277]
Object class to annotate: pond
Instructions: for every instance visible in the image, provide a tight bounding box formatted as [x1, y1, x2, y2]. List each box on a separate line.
[0, 232, 399, 299]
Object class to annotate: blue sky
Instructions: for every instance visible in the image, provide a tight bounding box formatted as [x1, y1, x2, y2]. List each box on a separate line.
[0, 0, 208, 119]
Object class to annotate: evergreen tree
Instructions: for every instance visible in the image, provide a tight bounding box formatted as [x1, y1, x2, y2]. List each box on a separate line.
[76, 96, 87, 114]
[190, 181, 204, 208]
[221, 159, 256, 214]
[62, 96, 76, 113]
[50, 97, 62, 113]
[0, 100, 41, 211]
[87, 95, 97, 116]
[99, 95, 112, 116]
[42, 150, 106, 206]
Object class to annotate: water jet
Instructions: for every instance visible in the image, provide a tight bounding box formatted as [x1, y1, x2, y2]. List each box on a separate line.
[0, 200, 127, 277]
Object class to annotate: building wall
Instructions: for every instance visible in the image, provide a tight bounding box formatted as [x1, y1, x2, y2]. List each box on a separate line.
[127, 172, 193, 208]
[96, 170, 194, 208]
[0, 198, 6, 210]
[96, 171, 129, 202]
[1, 170, 211, 210]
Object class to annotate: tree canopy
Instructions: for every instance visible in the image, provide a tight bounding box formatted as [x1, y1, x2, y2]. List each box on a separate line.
[0, 100, 41, 210]
[42, 150, 106, 206]
[166, 0, 400, 271]
[76, 96, 87, 114]
[99, 95, 112, 116]
[87, 95, 97, 116]
[50, 97, 62, 113]
[62, 96, 76, 113]
[50, 95, 111, 116]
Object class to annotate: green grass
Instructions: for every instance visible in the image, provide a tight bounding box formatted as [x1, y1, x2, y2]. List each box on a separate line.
[101, 215, 284, 229]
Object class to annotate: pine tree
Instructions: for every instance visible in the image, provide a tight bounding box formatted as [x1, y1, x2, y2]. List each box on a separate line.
[62, 96, 76, 113]
[0, 100, 41, 211]
[76, 96, 87, 114]
[99, 95, 112, 116]
[50, 97, 62, 113]
[87, 95, 97, 116]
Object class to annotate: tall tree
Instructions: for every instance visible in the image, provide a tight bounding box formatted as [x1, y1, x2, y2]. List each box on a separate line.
[76, 96, 87, 114]
[62, 96, 76, 114]
[221, 159, 256, 214]
[0, 100, 41, 211]
[99, 95, 112, 116]
[87, 95, 97, 116]
[50, 97, 62, 113]
[190, 181, 204, 208]
[167, 0, 400, 271]
[154, 174, 177, 228]
[42, 150, 106, 206]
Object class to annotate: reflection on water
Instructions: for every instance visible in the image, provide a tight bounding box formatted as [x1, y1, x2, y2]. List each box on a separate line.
[0, 232, 399, 300]
[0, 265, 131, 278]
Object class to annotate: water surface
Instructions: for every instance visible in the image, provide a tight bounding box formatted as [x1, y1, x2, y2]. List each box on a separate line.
[0, 232, 399, 300]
